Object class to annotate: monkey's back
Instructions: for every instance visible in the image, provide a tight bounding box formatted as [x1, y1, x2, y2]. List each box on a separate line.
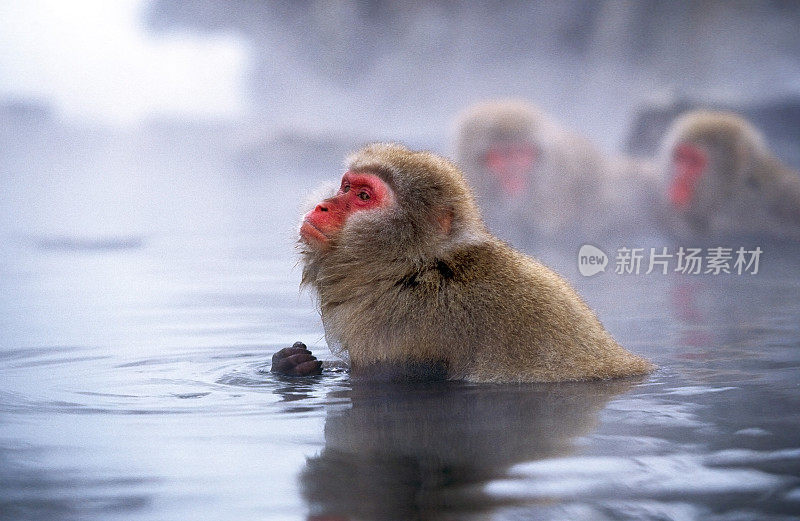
[432, 239, 654, 382]
[330, 238, 653, 383]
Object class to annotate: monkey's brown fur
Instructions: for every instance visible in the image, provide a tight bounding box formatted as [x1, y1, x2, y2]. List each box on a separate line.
[453, 99, 660, 240]
[300, 143, 654, 383]
[661, 110, 800, 238]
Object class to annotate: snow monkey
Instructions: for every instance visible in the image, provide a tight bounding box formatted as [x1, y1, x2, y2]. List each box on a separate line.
[272, 143, 653, 383]
[453, 99, 661, 243]
[661, 110, 800, 240]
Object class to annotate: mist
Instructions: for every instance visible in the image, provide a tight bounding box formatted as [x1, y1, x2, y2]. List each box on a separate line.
[1, 1, 799, 239]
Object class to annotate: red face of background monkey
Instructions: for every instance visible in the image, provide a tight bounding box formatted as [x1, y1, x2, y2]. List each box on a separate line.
[668, 143, 707, 210]
[300, 171, 394, 249]
[483, 142, 536, 196]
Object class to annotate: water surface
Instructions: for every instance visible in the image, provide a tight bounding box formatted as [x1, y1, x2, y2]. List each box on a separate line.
[1, 172, 799, 521]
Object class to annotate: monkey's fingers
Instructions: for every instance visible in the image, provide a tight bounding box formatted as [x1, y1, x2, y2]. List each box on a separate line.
[293, 359, 324, 376]
[272, 345, 312, 362]
[271, 343, 322, 376]
[271, 352, 314, 373]
[272, 354, 322, 376]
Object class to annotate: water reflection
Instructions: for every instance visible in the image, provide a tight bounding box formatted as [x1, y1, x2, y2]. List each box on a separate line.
[0, 447, 155, 521]
[298, 378, 639, 520]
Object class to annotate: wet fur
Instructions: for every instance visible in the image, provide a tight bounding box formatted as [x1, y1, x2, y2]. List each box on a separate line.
[301, 143, 654, 383]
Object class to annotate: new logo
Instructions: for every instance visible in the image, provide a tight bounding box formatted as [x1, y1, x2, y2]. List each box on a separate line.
[578, 244, 608, 276]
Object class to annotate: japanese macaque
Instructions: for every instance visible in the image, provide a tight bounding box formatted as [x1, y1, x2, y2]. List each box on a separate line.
[273, 143, 653, 383]
[453, 99, 661, 243]
[660, 110, 800, 240]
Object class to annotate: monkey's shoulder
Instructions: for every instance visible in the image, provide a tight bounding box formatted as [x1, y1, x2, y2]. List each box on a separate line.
[454, 240, 564, 278]
[399, 240, 568, 293]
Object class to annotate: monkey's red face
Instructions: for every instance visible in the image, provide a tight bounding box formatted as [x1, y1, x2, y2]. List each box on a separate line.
[668, 143, 707, 210]
[300, 171, 394, 249]
[484, 143, 536, 196]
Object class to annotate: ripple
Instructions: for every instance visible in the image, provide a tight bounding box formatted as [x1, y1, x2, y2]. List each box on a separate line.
[12, 355, 111, 368]
[172, 392, 211, 399]
[33, 235, 145, 251]
[215, 363, 274, 388]
[664, 386, 738, 396]
[493, 450, 795, 502]
[0, 345, 85, 362]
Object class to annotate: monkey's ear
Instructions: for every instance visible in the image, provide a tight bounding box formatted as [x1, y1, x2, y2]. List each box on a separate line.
[435, 208, 454, 236]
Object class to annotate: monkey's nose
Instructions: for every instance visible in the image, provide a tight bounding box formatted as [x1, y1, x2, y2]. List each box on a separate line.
[315, 203, 329, 212]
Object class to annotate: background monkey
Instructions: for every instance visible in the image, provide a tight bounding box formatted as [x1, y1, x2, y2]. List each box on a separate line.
[660, 110, 800, 241]
[453, 99, 660, 244]
[274, 143, 653, 383]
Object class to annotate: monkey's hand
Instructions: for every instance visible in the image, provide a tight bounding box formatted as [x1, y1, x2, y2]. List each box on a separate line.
[270, 342, 323, 376]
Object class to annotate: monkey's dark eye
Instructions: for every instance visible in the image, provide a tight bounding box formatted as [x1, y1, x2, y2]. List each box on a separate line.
[342, 184, 350, 193]
[358, 191, 370, 201]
